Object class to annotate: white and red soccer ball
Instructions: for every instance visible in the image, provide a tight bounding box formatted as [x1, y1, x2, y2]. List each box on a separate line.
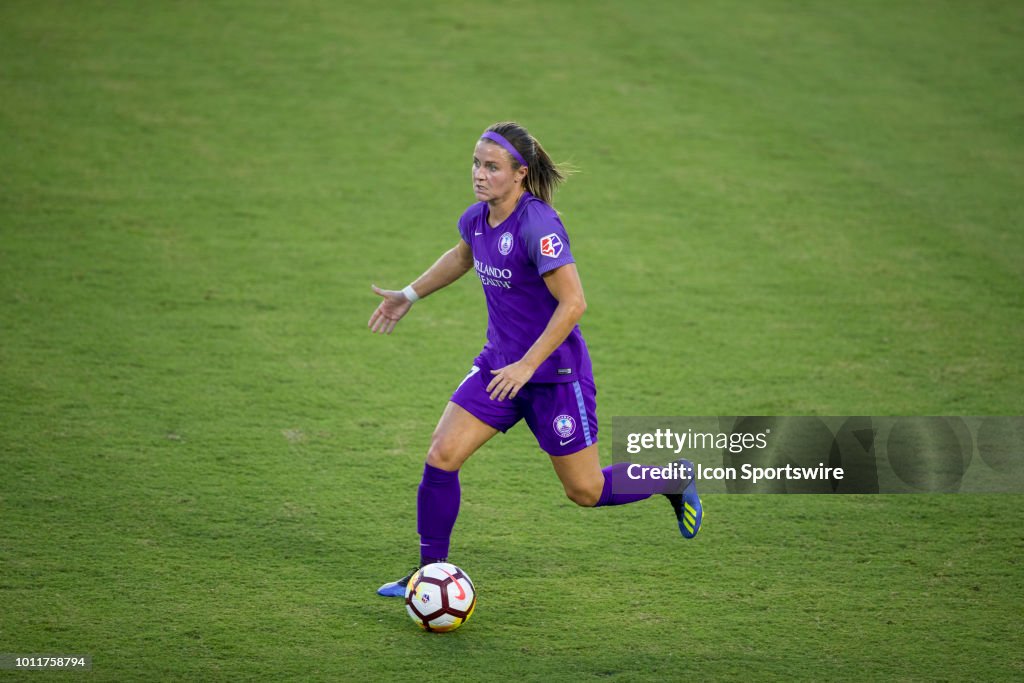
[404, 562, 476, 632]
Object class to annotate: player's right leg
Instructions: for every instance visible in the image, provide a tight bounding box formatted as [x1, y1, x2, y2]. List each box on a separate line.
[376, 401, 499, 597]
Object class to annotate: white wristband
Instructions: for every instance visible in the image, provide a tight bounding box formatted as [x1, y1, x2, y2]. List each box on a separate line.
[402, 284, 421, 303]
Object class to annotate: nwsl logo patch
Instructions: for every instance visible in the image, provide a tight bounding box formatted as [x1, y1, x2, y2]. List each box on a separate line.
[540, 233, 563, 258]
[499, 232, 514, 255]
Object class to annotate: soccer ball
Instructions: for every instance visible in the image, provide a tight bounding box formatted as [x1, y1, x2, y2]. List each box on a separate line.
[404, 562, 476, 632]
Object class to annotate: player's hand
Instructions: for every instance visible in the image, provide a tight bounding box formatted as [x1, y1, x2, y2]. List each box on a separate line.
[487, 361, 536, 401]
[368, 284, 414, 334]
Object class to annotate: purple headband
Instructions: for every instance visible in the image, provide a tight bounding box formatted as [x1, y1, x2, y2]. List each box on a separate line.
[480, 131, 528, 168]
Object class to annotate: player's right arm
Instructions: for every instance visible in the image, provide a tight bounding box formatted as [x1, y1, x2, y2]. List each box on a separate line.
[368, 239, 473, 335]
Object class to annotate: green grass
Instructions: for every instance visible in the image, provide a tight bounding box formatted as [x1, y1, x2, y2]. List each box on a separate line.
[1, 0, 1022, 680]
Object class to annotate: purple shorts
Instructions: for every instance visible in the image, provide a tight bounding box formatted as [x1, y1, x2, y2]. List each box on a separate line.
[450, 363, 598, 456]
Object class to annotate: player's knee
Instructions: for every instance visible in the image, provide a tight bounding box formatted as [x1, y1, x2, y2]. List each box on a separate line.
[425, 432, 461, 471]
[564, 483, 601, 508]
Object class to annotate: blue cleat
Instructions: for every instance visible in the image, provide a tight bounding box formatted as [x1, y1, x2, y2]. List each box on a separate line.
[376, 572, 414, 597]
[664, 459, 703, 539]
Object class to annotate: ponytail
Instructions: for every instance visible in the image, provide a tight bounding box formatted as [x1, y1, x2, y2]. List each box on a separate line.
[482, 122, 570, 206]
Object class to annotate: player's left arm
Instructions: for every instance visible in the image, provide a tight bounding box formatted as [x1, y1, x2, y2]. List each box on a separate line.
[486, 264, 586, 401]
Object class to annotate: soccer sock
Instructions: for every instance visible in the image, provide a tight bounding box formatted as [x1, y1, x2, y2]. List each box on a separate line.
[417, 463, 460, 565]
[594, 462, 682, 507]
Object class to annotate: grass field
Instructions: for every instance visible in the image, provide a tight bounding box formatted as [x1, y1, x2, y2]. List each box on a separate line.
[2, 0, 1023, 680]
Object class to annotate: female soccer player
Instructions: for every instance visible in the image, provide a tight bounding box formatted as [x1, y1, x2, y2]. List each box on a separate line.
[369, 122, 702, 596]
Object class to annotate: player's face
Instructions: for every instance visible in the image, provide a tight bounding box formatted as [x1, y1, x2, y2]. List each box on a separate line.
[472, 140, 526, 204]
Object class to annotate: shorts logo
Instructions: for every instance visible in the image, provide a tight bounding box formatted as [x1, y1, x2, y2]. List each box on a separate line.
[457, 365, 481, 389]
[540, 233, 563, 258]
[498, 232, 514, 255]
[553, 414, 576, 438]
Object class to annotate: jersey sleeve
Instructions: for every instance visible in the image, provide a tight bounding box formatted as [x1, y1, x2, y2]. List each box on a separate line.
[457, 208, 472, 244]
[522, 205, 576, 276]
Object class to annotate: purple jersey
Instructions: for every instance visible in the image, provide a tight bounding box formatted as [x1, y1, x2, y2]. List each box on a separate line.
[457, 191, 592, 384]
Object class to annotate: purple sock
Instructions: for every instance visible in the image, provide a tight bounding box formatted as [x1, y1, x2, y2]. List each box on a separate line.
[417, 463, 460, 564]
[594, 462, 681, 507]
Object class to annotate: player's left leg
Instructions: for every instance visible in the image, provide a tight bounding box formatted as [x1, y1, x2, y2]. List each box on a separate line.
[549, 447, 702, 536]
[546, 445, 679, 504]
[549, 444, 677, 507]
[529, 378, 702, 536]
[548, 443, 605, 506]
[664, 475, 703, 539]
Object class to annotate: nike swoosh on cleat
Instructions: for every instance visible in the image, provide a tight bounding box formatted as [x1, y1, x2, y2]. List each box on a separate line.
[440, 568, 467, 600]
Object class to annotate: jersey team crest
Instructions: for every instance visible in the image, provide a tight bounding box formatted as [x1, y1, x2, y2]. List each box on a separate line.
[540, 233, 563, 258]
[498, 232, 514, 255]
[553, 414, 576, 438]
